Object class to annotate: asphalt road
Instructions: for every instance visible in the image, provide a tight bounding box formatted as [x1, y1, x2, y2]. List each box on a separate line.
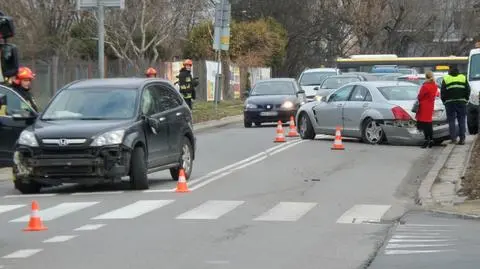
[369, 211, 480, 269]
[0, 122, 444, 269]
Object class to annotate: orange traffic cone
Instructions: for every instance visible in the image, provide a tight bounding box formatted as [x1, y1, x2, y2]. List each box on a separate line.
[331, 126, 345, 150]
[287, 116, 299, 137]
[274, 120, 286, 143]
[23, 201, 48, 232]
[175, 168, 190, 193]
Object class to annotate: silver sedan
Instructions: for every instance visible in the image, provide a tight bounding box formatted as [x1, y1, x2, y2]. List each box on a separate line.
[295, 81, 451, 145]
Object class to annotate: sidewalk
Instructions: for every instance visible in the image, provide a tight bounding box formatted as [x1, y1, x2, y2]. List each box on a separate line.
[0, 114, 243, 182]
[418, 134, 480, 218]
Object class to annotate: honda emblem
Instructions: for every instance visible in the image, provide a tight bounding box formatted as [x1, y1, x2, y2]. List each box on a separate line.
[58, 139, 69, 146]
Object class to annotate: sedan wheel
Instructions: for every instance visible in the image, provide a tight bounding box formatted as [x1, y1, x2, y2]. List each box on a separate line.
[362, 118, 384, 144]
[298, 113, 315, 140]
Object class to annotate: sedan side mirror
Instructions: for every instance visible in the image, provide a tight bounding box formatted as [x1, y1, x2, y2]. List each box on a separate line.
[327, 94, 336, 102]
[297, 89, 305, 94]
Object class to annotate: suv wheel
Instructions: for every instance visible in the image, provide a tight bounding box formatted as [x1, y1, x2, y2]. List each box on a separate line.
[170, 137, 194, 181]
[14, 179, 41, 194]
[129, 146, 149, 190]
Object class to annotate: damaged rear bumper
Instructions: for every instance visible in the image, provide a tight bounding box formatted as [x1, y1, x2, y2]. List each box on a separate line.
[13, 145, 131, 186]
[382, 120, 452, 145]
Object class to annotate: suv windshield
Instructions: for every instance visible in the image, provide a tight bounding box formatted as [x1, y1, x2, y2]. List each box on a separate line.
[321, 77, 360, 89]
[42, 88, 138, 120]
[377, 86, 419, 100]
[251, 81, 295, 96]
[469, 54, 480, 81]
[299, 72, 336, 86]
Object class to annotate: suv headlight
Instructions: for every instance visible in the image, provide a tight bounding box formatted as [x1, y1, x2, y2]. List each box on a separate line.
[282, 101, 294, 109]
[18, 130, 38, 147]
[245, 103, 257, 109]
[90, 130, 126, 146]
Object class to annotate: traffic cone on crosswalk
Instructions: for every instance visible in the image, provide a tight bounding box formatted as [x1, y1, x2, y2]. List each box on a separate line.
[23, 200, 48, 232]
[331, 126, 345, 150]
[274, 120, 286, 143]
[287, 116, 299, 137]
[175, 168, 190, 193]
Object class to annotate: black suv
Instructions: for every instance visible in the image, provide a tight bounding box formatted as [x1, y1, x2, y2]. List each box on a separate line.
[0, 78, 196, 194]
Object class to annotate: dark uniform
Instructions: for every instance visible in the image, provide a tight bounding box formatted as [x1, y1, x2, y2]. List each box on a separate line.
[12, 84, 39, 112]
[178, 66, 198, 110]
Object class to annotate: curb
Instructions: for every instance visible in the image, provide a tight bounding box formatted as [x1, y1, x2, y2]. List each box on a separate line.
[193, 114, 243, 132]
[427, 208, 480, 220]
[459, 135, 477, 192]
[417, 143, 455, 206]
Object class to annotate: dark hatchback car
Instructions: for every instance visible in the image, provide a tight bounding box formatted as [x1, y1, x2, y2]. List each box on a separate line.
[243, 78, 306, 127]
[0, 78, 196, 194]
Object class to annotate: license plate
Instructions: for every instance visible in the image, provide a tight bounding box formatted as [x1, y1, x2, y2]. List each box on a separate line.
[260, 111, 278, 116]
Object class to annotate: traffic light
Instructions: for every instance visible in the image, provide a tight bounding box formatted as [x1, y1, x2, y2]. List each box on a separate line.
[0, 11, 19, 80]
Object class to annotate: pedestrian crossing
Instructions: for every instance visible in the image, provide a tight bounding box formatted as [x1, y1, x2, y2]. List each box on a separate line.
[383, 224, 458, 255]
[0, 200, 393, 224]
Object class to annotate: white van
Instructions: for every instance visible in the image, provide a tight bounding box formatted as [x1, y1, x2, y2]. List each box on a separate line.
[297, 68, 340, 102]
[467, 47, 480, 134]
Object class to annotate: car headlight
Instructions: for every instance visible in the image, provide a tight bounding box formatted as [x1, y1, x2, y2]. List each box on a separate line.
[18, 130, 38, 147]
[314, 96, 324, 102]
[245, 103, 257, 109]
[90, 130, 126, 146]
[282, 101, 294, 109]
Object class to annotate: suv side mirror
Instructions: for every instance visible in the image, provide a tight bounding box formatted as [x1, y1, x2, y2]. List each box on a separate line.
[11, 110, 37, 121]
[0, 43, 19, 78]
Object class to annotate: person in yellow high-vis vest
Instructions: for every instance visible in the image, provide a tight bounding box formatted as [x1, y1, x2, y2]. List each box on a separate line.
[440, 64, 471, 145]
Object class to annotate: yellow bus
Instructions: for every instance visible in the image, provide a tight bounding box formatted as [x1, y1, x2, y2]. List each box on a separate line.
[336, 54, 468, 74]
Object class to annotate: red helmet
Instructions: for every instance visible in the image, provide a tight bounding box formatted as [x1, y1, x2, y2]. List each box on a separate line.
[145, 67, 157, 77]
[183, 59, 193, 66]
[17, 67, 35, 80]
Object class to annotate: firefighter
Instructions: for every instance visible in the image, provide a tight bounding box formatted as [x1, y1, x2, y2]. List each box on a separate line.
[11, 66, 39, 112]
[177, 59, 198, 110]
[145, 67, 157, 78]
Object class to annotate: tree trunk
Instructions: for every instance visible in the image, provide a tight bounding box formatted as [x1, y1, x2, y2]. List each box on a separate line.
[221, 51, 232, 100]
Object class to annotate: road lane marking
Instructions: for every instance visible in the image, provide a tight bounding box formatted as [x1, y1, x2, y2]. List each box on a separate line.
[2, 249, 43, 259]
[10, 202, 99, 222]
[385, 249, 455, 255]
[4, 194, 56, 198]
[396, 229, 454, 232]
[386, 244, 455, 249]
[176, 200, 244, 220]
[74, 224, 106, 231]
[254, 202, 317, 222]
[401, 224, 458, 227]
[188, 140, 304, 191]
[336, 204, 391, 224]
[92, 200, 174, 220]
[71, 191, 124, 196]
[392, 235, 452, 239]
[389, 239, 455, 243]
[43, 235, 77, 243]
[0, 204, 25, 215]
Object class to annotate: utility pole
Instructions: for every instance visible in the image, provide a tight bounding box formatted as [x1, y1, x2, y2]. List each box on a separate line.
[77, 0, 125, 79]
[97, 0, 105, 78]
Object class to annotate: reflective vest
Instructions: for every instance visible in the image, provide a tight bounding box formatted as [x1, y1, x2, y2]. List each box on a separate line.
[443, 74, 468, 103]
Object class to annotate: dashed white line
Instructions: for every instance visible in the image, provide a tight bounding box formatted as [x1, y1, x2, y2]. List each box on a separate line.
[4, 194, 56, 198]
[386, 243, 455, 249]
[92, 200, 174, 220]
[71, 191, 124, 196]
[254, 202, 317, 222]
[3, 249, 43, 259]
[0, 204, 25, 215]
[392, 235, 452, 239]
[74, 224, 106, 231]
[385, 249, 455, 255]
[389, 239, 455, 243]
[336, 204, 391, 224]
[43, 235, 77, 243]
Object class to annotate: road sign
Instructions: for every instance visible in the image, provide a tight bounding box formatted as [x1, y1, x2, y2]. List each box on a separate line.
[77, 0, 125, 10]
[213, 0, 231, 51]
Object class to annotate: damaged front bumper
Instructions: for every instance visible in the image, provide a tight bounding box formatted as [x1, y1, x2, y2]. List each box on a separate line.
[382, 120, 451, 145]
[13, 145, 131, 186]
